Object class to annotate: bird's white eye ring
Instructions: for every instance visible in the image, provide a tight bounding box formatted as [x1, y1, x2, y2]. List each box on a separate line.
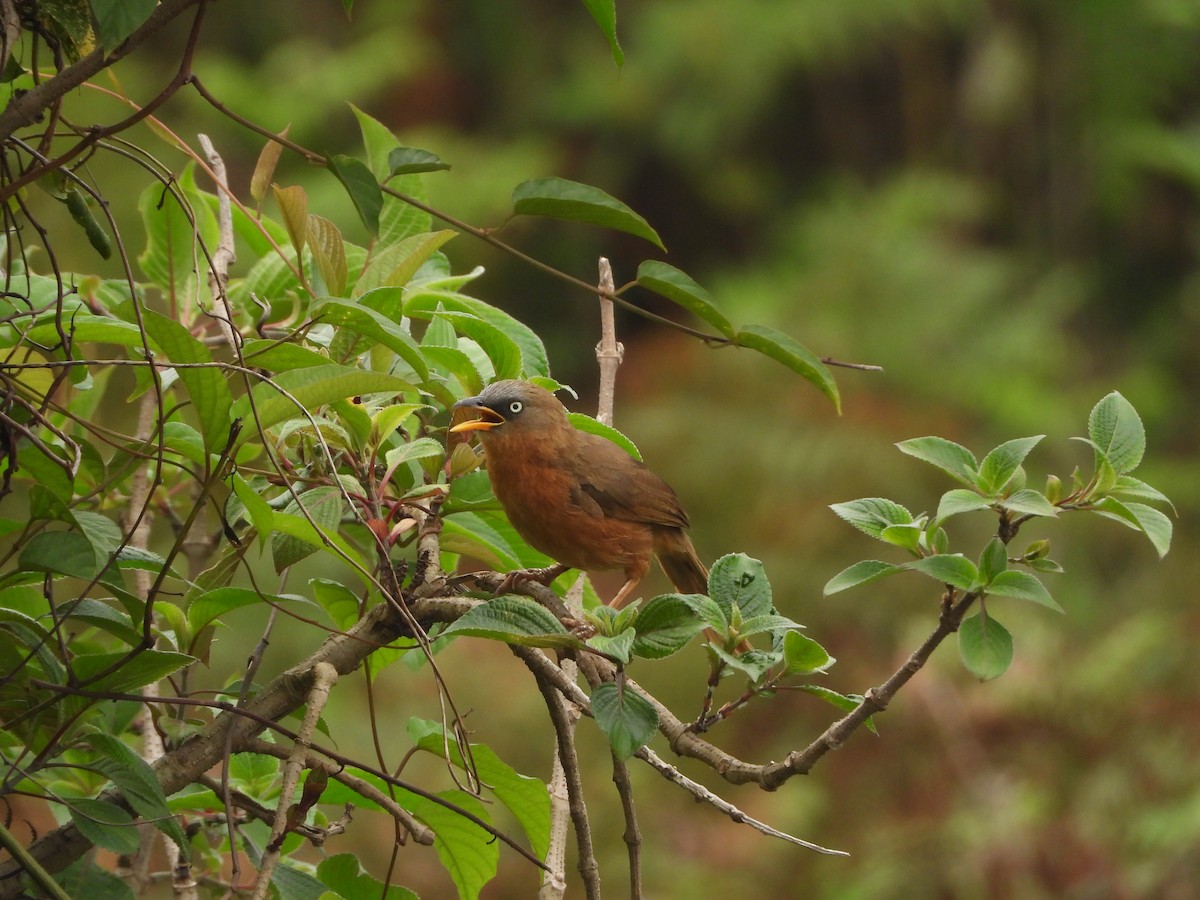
[508, 400, 523, 415]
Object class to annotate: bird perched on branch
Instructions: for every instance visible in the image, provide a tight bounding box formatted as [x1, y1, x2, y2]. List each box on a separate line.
[449, 379, 710, 610]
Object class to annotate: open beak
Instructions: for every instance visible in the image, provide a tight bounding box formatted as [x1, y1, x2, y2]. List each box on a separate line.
[449, 398, 505, 433]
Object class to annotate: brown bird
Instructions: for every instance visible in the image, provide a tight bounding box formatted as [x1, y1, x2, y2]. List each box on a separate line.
[449, 380, 710, 611]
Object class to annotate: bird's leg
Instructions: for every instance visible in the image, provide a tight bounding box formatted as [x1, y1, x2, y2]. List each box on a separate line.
[494, 562, 571, 596]
[609, 577, 642, 609]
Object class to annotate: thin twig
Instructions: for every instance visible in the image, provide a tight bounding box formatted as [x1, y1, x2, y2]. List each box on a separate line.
[595, 257, 622, 427]
[251, 662, 338, 899]
[197, 133, 239, 349]
[522, 649, 601, 900]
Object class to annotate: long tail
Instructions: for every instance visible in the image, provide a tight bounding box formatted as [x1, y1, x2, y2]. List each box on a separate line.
[654, 527, 709, 595]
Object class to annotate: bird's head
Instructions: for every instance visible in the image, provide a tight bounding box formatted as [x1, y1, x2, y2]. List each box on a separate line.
[449, 380, 568, 440]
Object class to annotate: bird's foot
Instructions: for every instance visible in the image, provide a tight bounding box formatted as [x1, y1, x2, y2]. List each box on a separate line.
[494, 563, 570, 595]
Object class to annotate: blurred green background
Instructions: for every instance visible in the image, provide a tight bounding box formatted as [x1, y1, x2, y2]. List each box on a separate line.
[39, 0, 1200, 896]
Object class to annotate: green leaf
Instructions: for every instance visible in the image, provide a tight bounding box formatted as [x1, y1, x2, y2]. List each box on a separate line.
[411, 789, 498, 900]
[1093, 498, 1172, 558]
[630, 594, 706, 659]
[896, 436, 979, 486]
[566, 412, 641, 460]
[674, 592, 730, 633]
[782, 631, 835, 674]
[68, 798, 140, 855]
[734, 323, 840, 412]
[409, 718, 551, 861]
[978, 538, 1008, 583]
[442, 596, 582, 649]
[591, 681, 658, 760]
[978, 436, 1044, 494]
[388, 147, 451, 176]
[57, 859, 136, 900]
[1088, 391, 1145, 475]
[586, 629, 635, 664]
[318, 854, 417, 900]
[906, 555, 979, 591]
[512, 177, 663, 249]
[272, 487, 348, 572]
[72, 650, 194, 695]
[328, 154, 383, 236]
[581, 0, 623, 65]
[405, 289, 550, 377]
[958, 613, 1013, 680]
[796, 685, 878, 734]
[232, 473, 274, 539]
[135, 305, 234, 453]
[137, 165, 211, 302]
[312, 297, 428, 381]
[353, 230, 457, 296]
[829, 497, 913, 541]
[91, 0, 156, 50]
[84, 733, 189, 857]
[935, 488, 991, 523]
[306, 214, 348, 296]
[186, 586, 293, 635]
[635, 261, 735, 338]
[986, 570, 1063, 612]
[823, 560, 903, 595]
[384, 436, 444, 472]
[230, 364, 415, 443]
[1110, 475, 1175, 512]
[879, 522, 922, 553]
[737, 613, 804, 638]
[999, 489, 1060, 518]
[707, 553, 772, 620]
[19, 531, 101, 579]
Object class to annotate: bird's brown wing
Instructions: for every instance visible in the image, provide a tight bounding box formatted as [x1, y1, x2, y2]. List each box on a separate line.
[568, 432, 690, 529]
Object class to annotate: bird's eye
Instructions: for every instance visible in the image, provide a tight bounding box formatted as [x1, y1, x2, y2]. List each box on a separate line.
[507, 400, 523, 415]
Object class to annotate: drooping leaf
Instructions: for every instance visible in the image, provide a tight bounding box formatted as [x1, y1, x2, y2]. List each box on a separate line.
[272, 184, 309, 259]
[978, 538, 1009, 584]
[72, 650, 194, 695]
[313, 296, 429, 381]
[388, 147, 451, 176]
[328, 154, 383, 236]
[68, 798, 141, 855]
[512, 177, 664, 249]
[958, 612, 1013, 680]
[1093, 497, 1173, 558]
[734, 324, 840, 412]
[250, 127, 290, 205]
[565, 412, 641, 460]
[91, 0, 156, 50]
[350, 105, 431, 245]
[405, 290, 550, 377]
[306, 214, 348, 297]
[134, 305, 234, 453]
[271, 486, 349, 572]
[84, 733, 190, 856]
[409, 717, 551, 860]
[635, 261, 735, 338]
[591, 681, 658, 760]
[580, 0, 623, 65]
[318, 854, 418, 900]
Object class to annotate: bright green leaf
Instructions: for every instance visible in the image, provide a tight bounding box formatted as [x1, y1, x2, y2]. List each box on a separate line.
[442, 596, 581, 649]
[823, 560, 902, 595]
[734, 323, 839, 412]
[906, 555, 979, 591]
[958, 613, 1013, 680]
[896, 436, 979, 486]
[566, 412, 641, 460]
[591, 681, 658, 760]
[581, 0, 623, 65]
[986, 570, 1063, 612]
[1000, 489, 1060, 518]
[512, 176, 663, 249]
[1088, 391, 1145, 475]
[635, 260, 735, 338]
[936, 488, 991, 522]
[978, 436, 1044, 494]
[708, 553, 772, 620]
[783, 631, 835, 674]
[829, 497, 913, 541]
